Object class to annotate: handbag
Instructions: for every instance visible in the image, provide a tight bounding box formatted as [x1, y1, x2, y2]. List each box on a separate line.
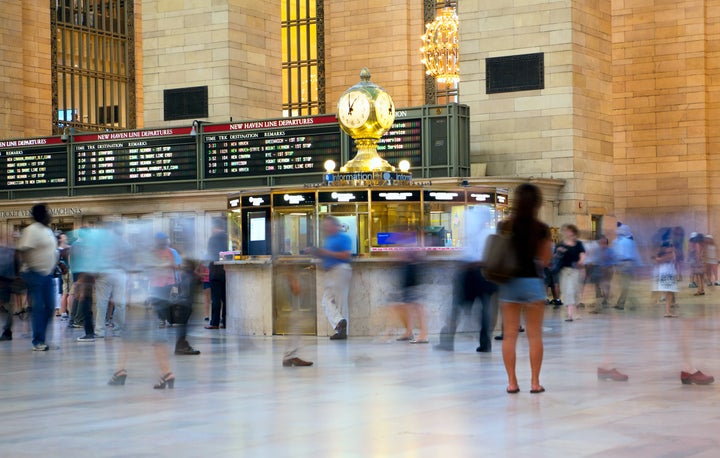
[482, 230, 518, 284]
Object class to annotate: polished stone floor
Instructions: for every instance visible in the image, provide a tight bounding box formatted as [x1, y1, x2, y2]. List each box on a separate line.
[2, 286, 720, 457]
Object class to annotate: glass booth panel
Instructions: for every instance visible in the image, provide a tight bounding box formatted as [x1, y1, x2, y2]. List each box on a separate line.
[273, 209, 316, 255]
[370, 202, 422, 247]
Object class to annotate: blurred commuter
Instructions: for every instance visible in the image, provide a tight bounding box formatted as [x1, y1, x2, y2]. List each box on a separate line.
[555, 224, 585, 322]
[496, 184, 552, 394]
[612, 224, 641, 310]
[308, 216, 352, 340]
[194, 261, 211, 321]
[281, 268, 314, 367]
[387, 246, 428, 345]
[671, 226, 685, 281]
[172, 259, 201, 355]
[70, 227, 107, 342]
[652, 241, 678, 317]
[205, 220, 227, 330]
[57, 233, 74, 320]
[17, 204, 58, 351]
[703, 235, 718, 286]
[688, 232, 705, 295]
[589, 236, 615, 313]
[437, 206, 497, 352]
[0, 245, 18, 341]
[93, 223, 132, 338]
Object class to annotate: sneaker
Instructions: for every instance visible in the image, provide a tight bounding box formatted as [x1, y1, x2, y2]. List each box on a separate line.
[203, 316, 209, 322]
[60, 313, 69, 320]
[77, 334, 96, 343]
[32, 344, 49, 351]
[598, 368, 629, 381]
[71, 322, 83, 329]
[552, 299, 563, 306]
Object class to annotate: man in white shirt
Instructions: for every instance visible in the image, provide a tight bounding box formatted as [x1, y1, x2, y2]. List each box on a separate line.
[18, 204, 58, 351]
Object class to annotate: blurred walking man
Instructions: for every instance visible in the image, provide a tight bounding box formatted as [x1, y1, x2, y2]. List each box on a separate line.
[18, 204, 58, 351]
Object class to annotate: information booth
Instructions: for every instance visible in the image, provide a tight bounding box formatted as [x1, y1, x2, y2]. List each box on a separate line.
[223, 183, 508, 336]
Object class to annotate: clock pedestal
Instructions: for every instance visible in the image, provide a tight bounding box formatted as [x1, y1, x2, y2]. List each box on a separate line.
[341, 139, 393, 173]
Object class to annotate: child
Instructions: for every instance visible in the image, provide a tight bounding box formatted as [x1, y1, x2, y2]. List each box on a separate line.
[653, 241, 678, 317]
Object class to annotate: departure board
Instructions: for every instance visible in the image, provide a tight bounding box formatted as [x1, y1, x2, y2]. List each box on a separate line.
[351, 118, 422, 167]
[0, 137, 68, 189]
[203, 116, 341, 179]
[73, 128, 196, 185]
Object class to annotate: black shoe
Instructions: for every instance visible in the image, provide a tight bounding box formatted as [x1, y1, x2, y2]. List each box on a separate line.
[476, 346, 491, 353]
[330, 319, 347, 340]
[108, 370, 127, 386]
[494, 335, 504, 341]
[614, 305, 625, 310]
[434, 343, 454, 351]
[175, 346, 201, 355]
[519, 326, 525, 333]
[0, 332, 11, 341]
[552, 299, 563, 306]
[154, 372, 175, 389]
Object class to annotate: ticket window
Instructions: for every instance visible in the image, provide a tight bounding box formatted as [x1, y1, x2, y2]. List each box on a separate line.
[370, 191, 422, 249]
[423, 191, 466, 248]
[272, 192, 317, 256]
[317, 191, 369, 255]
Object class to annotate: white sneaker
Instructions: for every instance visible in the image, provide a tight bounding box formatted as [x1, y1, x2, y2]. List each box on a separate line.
[77, 335, 95, 343]
[32, 344, 49, 351]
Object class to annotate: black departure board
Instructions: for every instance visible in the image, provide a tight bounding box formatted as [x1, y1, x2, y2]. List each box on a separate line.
[73, 128, 196, 185]
[0, 137, 68, 189]
[203, 116, 341, 179]
[351, 118, 422, 167]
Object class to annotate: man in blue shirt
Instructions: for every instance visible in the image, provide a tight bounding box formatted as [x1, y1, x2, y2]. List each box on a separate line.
[314, 216, 352, 340]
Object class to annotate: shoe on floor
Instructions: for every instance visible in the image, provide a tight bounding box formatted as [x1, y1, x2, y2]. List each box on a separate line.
[409, 338, 429, 344]
[203, 316, 209, 321]
[205, 325, 219, 329]
[0, 332, 11, 341]
[597, 368, 629, 381]
[494, 335, 504, 341]
[175, 346, 201, 355]
[283, 356, 313, 367]
[476, 346, 491, 353]
[330, 319, 347, 340]
[434, 343, 454, 351]
[77, 334, 96, 342]
[32, 344, 49, 351]
[681, 370, 715, 385]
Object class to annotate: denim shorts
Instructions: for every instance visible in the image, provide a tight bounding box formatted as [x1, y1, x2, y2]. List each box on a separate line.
[498, 277, 546, 303]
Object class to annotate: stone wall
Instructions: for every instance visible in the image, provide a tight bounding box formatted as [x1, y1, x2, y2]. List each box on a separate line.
[0, 0, 52, 138]
[459, 0, 614, 231]
[142, 0, 281, 126]
[324, 0, 426, 110]
[612, 0, 716, 236]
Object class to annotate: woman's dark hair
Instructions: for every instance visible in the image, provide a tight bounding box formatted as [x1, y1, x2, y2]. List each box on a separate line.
[510, 183, 544, 254]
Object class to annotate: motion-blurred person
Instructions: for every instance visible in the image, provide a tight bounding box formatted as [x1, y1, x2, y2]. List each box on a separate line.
[671, 226, 685, 281]
[0, 245, 18, 341]
[308, 216, 352, 340]
[281, 268, 314, 367]
[194, 261, 211, 321]
[688, 232, 705, 295]
[205, 220, 227, 330]
[386, 244, 428, 345]
[17, 204, 58, 351]
[171, 259, 201, 355]
[555, 224, 585, 322]
[437, 206, 497, 352]
[70, 227, 106, 342]
[612, 224, 641, 310]
[496, 184, 552, 394]
[92, 223, 132, 338]
[589, 236, 615, 313]
[652, 241, 678, 317]
[703, 235, 718, 286]
[57, 233, 74, 320]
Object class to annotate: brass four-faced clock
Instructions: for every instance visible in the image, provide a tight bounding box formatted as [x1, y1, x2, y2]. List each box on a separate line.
[336, 68, 396, 172]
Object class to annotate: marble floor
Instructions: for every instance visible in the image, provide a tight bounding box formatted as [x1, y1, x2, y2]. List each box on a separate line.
[2, 288, 720, 457]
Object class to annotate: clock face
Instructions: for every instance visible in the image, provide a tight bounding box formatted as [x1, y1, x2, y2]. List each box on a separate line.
[338, 91, 371, 129]
[374, 92, 395, 129]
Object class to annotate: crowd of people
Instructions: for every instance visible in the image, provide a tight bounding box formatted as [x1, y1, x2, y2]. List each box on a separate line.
[0, 190, 717, 392]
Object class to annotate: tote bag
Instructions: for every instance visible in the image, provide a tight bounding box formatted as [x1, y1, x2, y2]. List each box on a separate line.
[482, 231, 518, 284]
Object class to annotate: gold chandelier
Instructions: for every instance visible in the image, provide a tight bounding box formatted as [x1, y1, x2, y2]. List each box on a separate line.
[420, 7, 460, 84]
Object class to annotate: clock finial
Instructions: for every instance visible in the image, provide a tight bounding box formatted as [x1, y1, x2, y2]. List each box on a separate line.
[360, 67, 371, 82]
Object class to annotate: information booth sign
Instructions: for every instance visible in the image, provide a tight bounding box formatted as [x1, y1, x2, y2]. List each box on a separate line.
[0, 137, 68, 189]
[72, 127, 196, 186]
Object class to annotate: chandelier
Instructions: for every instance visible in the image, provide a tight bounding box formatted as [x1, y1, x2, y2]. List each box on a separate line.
[420, 7, 460, 84]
